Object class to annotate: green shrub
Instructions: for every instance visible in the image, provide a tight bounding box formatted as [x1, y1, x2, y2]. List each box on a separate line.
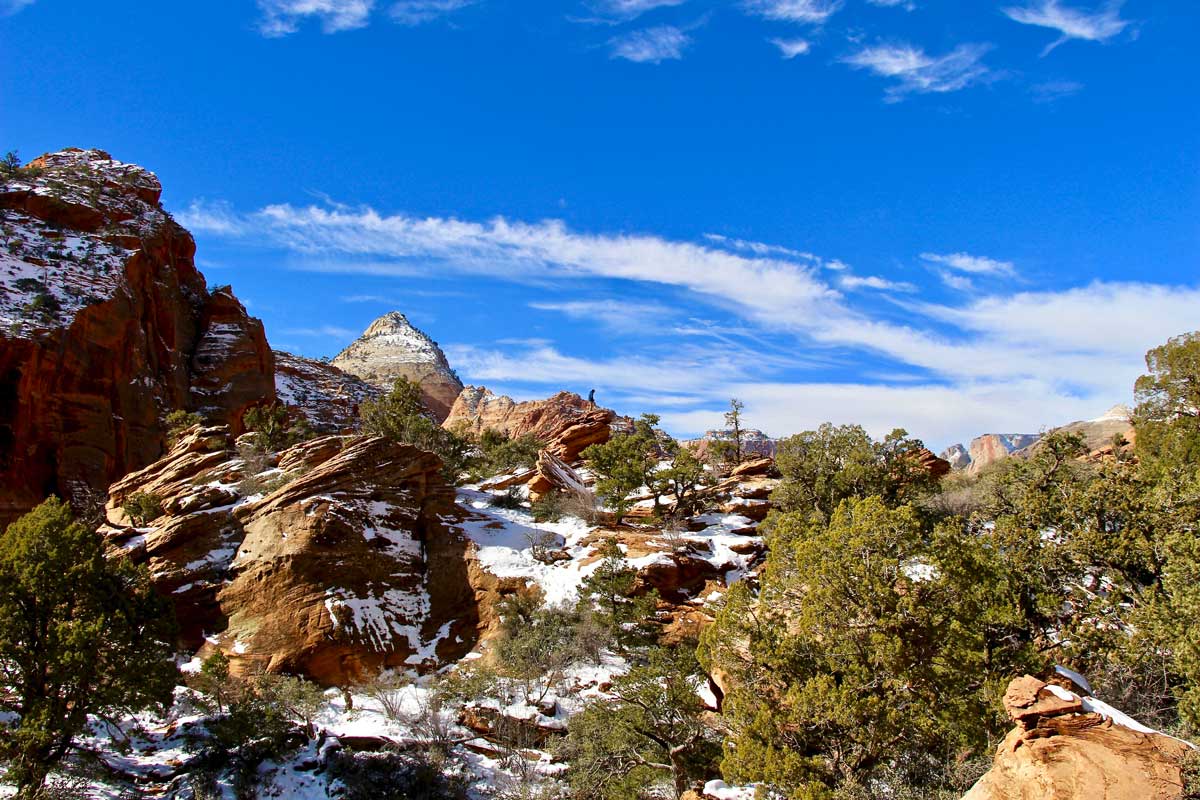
[121, 491, 163, 526]
[165, 409, 203, 443]
[326, 749, 468, 800]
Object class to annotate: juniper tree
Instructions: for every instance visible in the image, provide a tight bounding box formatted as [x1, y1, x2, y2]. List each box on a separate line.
[0, 497, 177, 798]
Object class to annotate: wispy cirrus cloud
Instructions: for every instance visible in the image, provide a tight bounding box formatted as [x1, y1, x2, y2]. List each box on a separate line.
[589, 0, 687, 21]
[608, 25, 691, 62]
[181, 197, 1200, 447]
[529, 299, 675, 332]
[920, 251, 1016, 276]
[866, 0, 915, 10]
[769, 37, 812, 58]
[390, 0, 477, 26]
[843, 42, 993, 101]
[1003, 0, 1131, 55]
[256, 0, 375, 36]
[742, 0, 842, 24]
[838, 274, 916, 293]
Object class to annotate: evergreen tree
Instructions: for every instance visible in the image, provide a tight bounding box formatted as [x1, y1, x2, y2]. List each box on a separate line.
[359, 376, 472, 483]
[576, 537, 658, 652]
[0, 497, 178, 798]
[582, 414, 662, 522]
[559, 646, 718, 800]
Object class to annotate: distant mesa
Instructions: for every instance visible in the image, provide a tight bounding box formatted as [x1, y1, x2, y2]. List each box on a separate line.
[331, 311, 463, 423]
[940, 405, 1134, 474]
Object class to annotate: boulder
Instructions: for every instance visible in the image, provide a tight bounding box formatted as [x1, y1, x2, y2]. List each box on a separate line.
[962, 674, 1195, 800]
[527, 449, 587, 501]
[102, 428, 488, 685]
[215, 436, 478, 684]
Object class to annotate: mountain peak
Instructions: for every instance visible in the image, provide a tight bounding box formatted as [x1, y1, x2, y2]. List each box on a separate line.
[331, 311, 463, 421]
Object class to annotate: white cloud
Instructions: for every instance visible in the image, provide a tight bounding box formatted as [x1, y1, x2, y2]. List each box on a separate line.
[390, 0, 476, 26]
[703, 233, 817, 261]
[937, 271, 975, 292]
[658, 379, 1105, 450]
[920, 251, 1015, 276]
[1003, 0, 1130, 55]
[770, 37, 812, 58]
[182, 201, 840, 327]
[743, 0, 842, 23]
[177, 200, 247, 236]
[866, 0, 915, 9]
[1031, 79, 1085, 102]
[838, 274, 916, 292]
[593, 0, 687, 20]
[184, 197, 1200, 445]
[843, 43, 993, 101]
[1, 0, 35, 16]
[839, 274, 905, 292]
[608, 25, 690, 62]
[529, 299, 674, 331]
[256, 0, 375, 36]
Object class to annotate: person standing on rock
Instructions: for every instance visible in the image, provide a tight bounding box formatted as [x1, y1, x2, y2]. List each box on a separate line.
[588, 388, 596, 408]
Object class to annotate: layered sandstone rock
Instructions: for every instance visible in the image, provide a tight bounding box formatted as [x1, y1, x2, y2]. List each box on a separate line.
[331, 311, 462, 422]
[274, 349, 381, 433]
[102, 427, 483, 685]
[0, 149, 273, 524]
[217, 436, 477, 684]
[446, 387, 630, 463]
[962, 674, 1194, 800]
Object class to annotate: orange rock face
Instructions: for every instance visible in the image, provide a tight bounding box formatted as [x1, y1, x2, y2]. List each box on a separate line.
[445, 387, 630, 462]
[0, 149, 274, 525]
[962, 675, 1193, 800]
[103, 428, 483, 685]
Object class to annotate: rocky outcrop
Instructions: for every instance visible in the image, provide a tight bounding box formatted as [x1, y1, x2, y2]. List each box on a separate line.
[446, 387, 631, 463]
[218, 436, 477, 684]
[967, 433, 1042, 474]
[274, 349, 381, 433]
[684, 428, 778, 461]
[527, 449, 588, 502]
[943, 406, 1136, 475]
[331, 312, 462, 422]
[916, 447, 952, 479]
[1014, 404, 1135, 460]
[0, 149, 273, 525]
[102, 427, 483, 685]
[962, 673, 1194, 800]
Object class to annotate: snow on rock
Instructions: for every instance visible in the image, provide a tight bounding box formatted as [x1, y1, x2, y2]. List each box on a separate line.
[273, 349, 381, 433]
[331, 311, 463, 421]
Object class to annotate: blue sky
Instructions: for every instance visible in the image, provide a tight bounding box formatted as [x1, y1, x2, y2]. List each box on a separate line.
[2, 0, 1197, 450]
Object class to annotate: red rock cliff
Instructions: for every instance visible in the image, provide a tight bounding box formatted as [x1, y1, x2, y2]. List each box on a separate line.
[0, 148, 274, 524]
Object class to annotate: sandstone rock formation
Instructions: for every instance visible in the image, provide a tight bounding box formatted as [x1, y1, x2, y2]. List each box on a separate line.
[102, 426, 482, 685]
[446, 386, 631, 460]
[684, 428, 778, 461]
[1014, 404, 1135, 460]
[274, 349, 381, 433]
[331, 311, 462, 422]
[962, 673, 1194, 800]
[0, 149, 274, 525]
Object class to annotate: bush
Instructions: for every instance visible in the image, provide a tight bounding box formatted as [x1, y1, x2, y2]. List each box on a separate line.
[121, 491, 163, 526]
[165, 409, 203, 443]
[327, 749, 468, 800]
[530, 490, 564, 522]
[471, 428, 544, 480]
[242, 402, 312, 453]
[359, 377, 471, 483]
